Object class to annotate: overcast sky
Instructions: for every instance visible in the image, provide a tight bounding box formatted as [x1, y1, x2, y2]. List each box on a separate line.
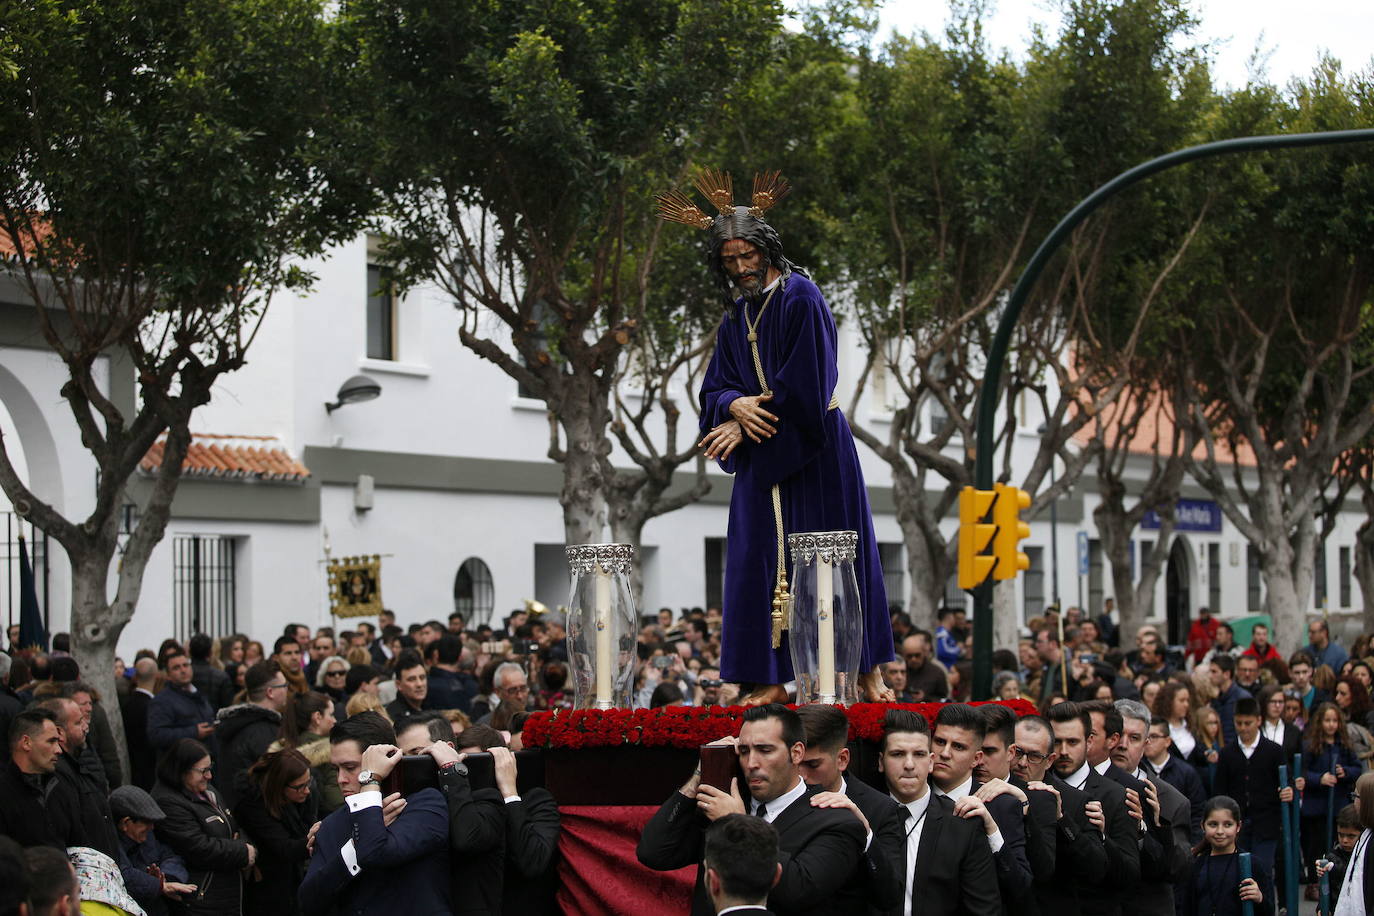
[861, 0, 1372, 90]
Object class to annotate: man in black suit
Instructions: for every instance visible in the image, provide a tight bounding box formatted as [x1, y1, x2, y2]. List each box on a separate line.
[931, 703, 1033, 913]
[637, 703, 866, 915]
[1214, 696, 1292, 883]
[704, 815, 780, 915]
[974, 704, 1057, 914]
[878, 708, 999, 916]
[1047, 702, 1140, 916]
[1013, 714, 1108, 916]
[795, 704, 903, 913]
[1080, 700, 1175, 910]
[121, 658, 158, 790]
[1142, 716, 1205, 843]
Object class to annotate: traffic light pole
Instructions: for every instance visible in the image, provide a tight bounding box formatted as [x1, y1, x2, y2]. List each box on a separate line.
[969, 127, 1374, 701]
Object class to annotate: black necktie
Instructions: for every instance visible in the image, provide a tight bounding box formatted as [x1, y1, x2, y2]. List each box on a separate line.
[755, 803, 767, 819]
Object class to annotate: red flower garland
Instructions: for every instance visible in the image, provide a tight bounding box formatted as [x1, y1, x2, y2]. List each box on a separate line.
[522, 698, 1038, 751]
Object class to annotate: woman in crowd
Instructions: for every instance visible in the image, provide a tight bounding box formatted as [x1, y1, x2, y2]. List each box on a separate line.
[235, 750, 318, 916]
[1184, 795, 1271, 916]
[1197, 706, 1225, 794]
[272, 691, 341, 814]
[244, 641, 266, 667]
[314, 656, 351, 716]
[151, 739, 257, 916]
[1302, 701, 1364, 888]
[1335, 676, 1374, 761]
[1258, 683, 1302, 758]
[219, 635, 246, 669]
[1156, 681, 1208, 768]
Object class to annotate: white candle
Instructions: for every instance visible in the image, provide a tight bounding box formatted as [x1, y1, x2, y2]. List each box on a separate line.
[594, 563, 613, 707]
[817, 554, 836, 702]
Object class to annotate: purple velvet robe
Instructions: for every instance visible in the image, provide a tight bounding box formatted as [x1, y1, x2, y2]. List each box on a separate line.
[700, 273, 895, 684]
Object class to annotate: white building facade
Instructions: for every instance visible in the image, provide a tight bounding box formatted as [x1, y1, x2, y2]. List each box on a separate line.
[0, 238, 1365, 657]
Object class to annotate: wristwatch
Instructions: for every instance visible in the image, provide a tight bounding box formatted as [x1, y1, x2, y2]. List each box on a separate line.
[358, 769, 378, 787]
[440, 760, 469, 777]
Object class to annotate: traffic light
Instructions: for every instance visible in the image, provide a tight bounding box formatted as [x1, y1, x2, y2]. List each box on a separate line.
[992, 483, 1031, 580]
[958, 487, 996, 589]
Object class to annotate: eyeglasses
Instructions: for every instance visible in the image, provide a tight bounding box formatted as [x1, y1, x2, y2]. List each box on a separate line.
[287, 778, 312, 793]
[325, 670, 346, 678]
[266, 682, 288, 692]
[1017, 748, 1051, 765]
[190, 765, 214, 776]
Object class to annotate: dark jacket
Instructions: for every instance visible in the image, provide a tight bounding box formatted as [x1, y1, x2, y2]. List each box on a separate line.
[123, 689, 158, 789]
[1036, 774, 1109, 916]
[385, 696, 425, 724]
[0, 759, 85, 849]
[887, 791, 1001, 916]
[501, 787, 559, 915]
[151, 781, 251, 916]
[1210, 684, 1252, 746]
[1144, 753, 1206, 843]
[1077, 766, 1142, 916]
[425, 667, 476, 714]
[844, 775, 904, 912]
[234, 770, 318, 916]
[1302, 741, 1363, 818]
[214, 703, 282, 808]
[438, 763, 505, 915]
[88, 700, 124, 789]
[120, 827, 190, 916]
[1101, 763, 1175, 886]
[0, 685, 21, 752]
[638, 780, 867, 916]
[1181, 851, 1274, 916]
[969, 781, 1034, 914]
[193, 660, 235, 712]
[55, 751, 120, 858]
[299, 787, 451, 916]
[147, 684, 218, 757]
[1214, 737, 1285, 841]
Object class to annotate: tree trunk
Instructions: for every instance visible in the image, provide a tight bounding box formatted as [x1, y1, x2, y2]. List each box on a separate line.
[891, 470, 946, 631]
[1355, 515, 1374, 633]
[69, 554, 130, 782]
[1260, 536, 1304, 651]
[608, 510, 647, 605]
[993, 579, 1019, 661]
[557, 394, 610, 547]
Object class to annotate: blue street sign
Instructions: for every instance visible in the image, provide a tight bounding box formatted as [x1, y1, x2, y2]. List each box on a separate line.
[1141, 498, 1222, 532]
[1077, 531, 1089, 577]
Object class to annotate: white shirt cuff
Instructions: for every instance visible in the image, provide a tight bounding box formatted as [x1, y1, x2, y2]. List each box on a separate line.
[987, 828, 1005, 855]
[346, 792, 382, 813]
[340, 839, 361, 876]
[504, 795, 522, 804]
[863, 829, 873, 852]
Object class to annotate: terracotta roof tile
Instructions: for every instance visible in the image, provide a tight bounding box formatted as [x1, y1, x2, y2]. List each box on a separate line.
[140, 434, 310, 482]
[1070, 389, 1256, 467]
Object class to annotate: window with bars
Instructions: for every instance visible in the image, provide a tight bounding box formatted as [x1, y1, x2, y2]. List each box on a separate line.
[877, 542, 905, 612]
[1022, 546, 1045, 620]
[1208, 543, 1221, 613]
[1247, 545, 1263, 612]
[1314, 543, 1328, 610]
[1340, 546, 1352, 608]
[704, 538, 727, 611]
[172, 535, 237, 640]
[944, 572, 967, 612]
[1087, 539, 1104, 618]
[366, 264, 396, 361]
[453, 557, 495, 626]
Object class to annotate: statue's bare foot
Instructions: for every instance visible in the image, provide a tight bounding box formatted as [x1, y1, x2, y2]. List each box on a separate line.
[739, 683, 789, 706]
[860, 667, 896, 703]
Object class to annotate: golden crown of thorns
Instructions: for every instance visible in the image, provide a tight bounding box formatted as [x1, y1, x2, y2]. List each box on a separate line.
[655, 168, 791, 229]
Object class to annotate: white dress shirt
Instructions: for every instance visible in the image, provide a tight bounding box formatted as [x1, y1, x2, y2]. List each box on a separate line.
[1239, 734, 1260, 759]
[751, 777, 806, 823]
[891, 790, 933, 916]
[1262, 720, 1285, 745]
[1170, 721, 1197, 758]
[1064, 762, 1092, 790]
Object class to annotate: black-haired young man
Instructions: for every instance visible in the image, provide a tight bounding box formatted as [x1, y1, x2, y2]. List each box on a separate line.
[705, 814, 781, 914]
[931, 704, 1031, 913]
[0, 708, 84, 850]
[638, 703, 866, 915]
[300, 712, 450, 916]
[1214, 696, 1290, 882]
[878, 708, 999, 916]
[795, 703, 903, 911]
[1047, 702, 1140, 916]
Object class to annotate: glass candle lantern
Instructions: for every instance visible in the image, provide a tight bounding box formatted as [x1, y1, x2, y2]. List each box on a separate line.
[565, 543, 639, 710]
[786, 531, 864, 705]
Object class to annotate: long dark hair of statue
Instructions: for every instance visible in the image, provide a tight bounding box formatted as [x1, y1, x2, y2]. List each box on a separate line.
[704, 207, 808, 310]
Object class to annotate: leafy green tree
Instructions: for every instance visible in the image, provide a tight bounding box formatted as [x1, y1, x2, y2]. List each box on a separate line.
[0, 0, 371, 760]
[1180, 60, 1374, 647]
[347, 0, 782, 549]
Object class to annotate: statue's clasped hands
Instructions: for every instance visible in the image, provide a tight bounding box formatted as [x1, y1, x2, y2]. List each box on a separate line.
[699, 395, 778, 460]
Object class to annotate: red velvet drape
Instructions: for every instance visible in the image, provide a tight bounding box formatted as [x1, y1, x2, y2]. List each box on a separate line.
[556, 806, 695, 915]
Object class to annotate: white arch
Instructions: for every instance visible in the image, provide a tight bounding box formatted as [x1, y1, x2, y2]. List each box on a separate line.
[0, 355, 65, 513]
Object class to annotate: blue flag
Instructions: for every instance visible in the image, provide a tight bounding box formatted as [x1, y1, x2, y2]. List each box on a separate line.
[17, 534, 46, 652]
